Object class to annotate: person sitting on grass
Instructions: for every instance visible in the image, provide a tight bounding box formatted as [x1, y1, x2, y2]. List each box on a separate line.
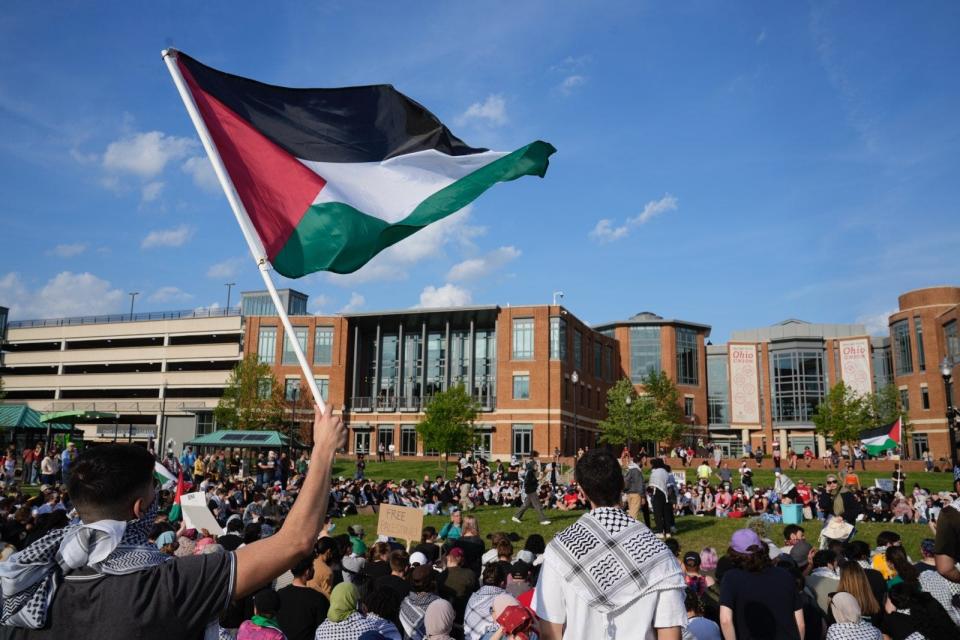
[237, 588, 285, 640]
[824, 592, 880, 640]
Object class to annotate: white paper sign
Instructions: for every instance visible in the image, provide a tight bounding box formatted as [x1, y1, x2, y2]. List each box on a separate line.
[179, 491, 224, 536]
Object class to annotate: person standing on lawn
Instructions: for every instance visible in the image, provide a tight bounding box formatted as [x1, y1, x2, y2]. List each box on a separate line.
[533, 448, 687, 639]
[512, 451, 550, 526]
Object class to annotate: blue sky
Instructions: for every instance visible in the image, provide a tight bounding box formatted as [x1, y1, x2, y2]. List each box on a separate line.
[1, 1, 958, 341]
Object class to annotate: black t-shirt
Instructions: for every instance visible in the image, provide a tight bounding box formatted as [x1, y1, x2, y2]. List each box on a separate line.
[413, 542, 439, 564]
[276, 584, 329, 640]
[373, 573, 411, 599]
[2, 552, 234, 640]
[719, 566, 802, 640]
[449, 536, 485, 575]
[365, 560, 391, 581]
[934, 504, 960, 561]
[881, 611, 919, 640]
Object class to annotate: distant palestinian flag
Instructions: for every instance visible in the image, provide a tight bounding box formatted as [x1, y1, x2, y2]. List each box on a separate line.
[154, 460, 177, 491]
[168, 468, 189, 523]
[171, 51, 555, 278]
[859, 417, 902, 456]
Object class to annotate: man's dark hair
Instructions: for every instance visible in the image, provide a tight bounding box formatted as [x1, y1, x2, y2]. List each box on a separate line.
[253, 588, 280, 616]
[574, 449, 624, 506]
[481, 562, 507, 587]
[876, 531, 900, 547]
[783, 524, 804, 541]
[292, 555, 315, 578]
[664, 538, 681, 558]
[389, 549, 409, 574]
[243, 523, 263, 545]
[316, 536, 338, 558]
[409, 564, 436, 592]
[364, 585, 403, 620]
[845, 540, 870, 562]
[67, 444, 155, 520]
[812, 549, 836, 569]
[227, 518, 244, 533]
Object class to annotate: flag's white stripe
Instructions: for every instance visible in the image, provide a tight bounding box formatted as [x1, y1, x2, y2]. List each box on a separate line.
[861, 435, 891, 446]
[299, 148, 508, 223]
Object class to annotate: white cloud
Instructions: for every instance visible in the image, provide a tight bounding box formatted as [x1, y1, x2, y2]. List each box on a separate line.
[588, 194, 679, 243]
[47, 243, 87, 258]
[102, 131, 197, 178]
[194, 301, 221, 313]
[558, 75, 586, 95]
[206, 257, 245, 279]
[141, 181, 164, 203]
[310, 294, 334, 314]
[856, 309, 895, 336]
[551, 55, 592, 73]
[141, 225, 193, 249]
[0, 271, 125, 320]
[446, 246, 521, 282]
[182, 155, 220, 193]
[416, 284, 473, 308]
[339, 292, 365, 313]
[457, 94, 507, 127]
[326, 207, 485, 286]
[756, 28, 767, 45]
[148, 286, 193, 303]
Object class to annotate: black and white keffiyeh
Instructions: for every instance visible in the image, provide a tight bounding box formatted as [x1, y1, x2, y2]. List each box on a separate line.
[825, 621, 881, 640]
[399, 591, 439, 640]
[0, 504, 170, 629]
[549, 507, 685, 617]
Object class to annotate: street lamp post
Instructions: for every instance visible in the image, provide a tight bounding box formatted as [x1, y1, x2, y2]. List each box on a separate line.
[289, 381, 300, 461]
[128, 292, 139, 320]
[571, 370, 579, 459]
[225, 282, 236, 312]
[941, 357, 958, 472]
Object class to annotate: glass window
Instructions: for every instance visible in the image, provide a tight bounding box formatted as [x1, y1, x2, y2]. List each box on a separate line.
[512, 424, 533, 456]
[573, 330, 583, 371]
[512, 318, 534, 360]
[450, 331, 469, 387]
[313, 327, 333, 365]
[473, 329, 496, 407]
[892, 320, 913, 376]
[899, 388, 910, 412]
[594, 341, 602, 377]
[946, 321, 959, 361]
[676, 328, 699, 385]
[684, 397, 694, 418]
[911, 433, 928, 460]
[605, 345, 613, 381]
[401, 425, 418, 456]
[707, 354, 729, 426]
[354, 430, 370, 455]
[549, 317, 567, 361]
[257, 377, 272, 400]
[379, 334, 399, 398]
[425, 332, 445, 396]
[872, 346, 893, 391]
[914, 318, 925, 372]
[770, 349, 826, 423]
[313, 377, 329, 402]
[629, 326, 661, 382]
[513, 374, 530, 400]
[403, 333, 423, 403]
[284, 378, 300, 401]
[378, 425, 394, 451]
[282, 327, 308, 365]
[257, 326, 277, 364]
[921, 387, 930, 410]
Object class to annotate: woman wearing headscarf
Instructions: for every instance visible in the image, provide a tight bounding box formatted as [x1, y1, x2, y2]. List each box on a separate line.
[315, 583, 377, 640]
[824, 592, 881, 640]
[423, 600, 456, 640]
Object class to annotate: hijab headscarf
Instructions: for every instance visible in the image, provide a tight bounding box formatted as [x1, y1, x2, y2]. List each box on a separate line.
[424, 599, 455, 640]
[328, 582, 359, 622]
[831, 592, 862, 624]
[492, 594, 520, 620]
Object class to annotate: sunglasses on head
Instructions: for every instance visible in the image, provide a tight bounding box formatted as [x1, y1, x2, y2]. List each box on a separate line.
[826, 479, 838, 484]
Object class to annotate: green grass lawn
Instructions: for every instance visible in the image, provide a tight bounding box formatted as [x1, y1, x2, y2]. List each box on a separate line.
[330, 459, 951, 558]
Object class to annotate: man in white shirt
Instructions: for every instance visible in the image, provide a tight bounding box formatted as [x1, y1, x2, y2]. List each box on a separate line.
[533, 448, 687, 639]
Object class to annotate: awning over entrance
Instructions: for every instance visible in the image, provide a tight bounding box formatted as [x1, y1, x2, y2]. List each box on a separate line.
[186, 430, 297, 448]
[0, 405, 72, 431]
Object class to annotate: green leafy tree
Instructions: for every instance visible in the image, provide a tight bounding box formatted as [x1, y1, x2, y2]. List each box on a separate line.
[599, 378, 646, 447]
[637, 370, 686, 446]
[812, 381, 868, 460]
[416, 384, 479, 477]
[214, 354, 285, 430]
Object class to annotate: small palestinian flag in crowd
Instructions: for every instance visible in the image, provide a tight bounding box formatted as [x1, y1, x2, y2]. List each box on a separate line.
[859, 417, 902, 456]
[153, 460, 177, 491]
[169, 51, 555, 278]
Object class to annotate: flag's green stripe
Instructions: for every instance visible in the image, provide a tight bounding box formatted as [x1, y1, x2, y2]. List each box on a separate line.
[271, 140, 555, 278]
[863, 437, 897, 456]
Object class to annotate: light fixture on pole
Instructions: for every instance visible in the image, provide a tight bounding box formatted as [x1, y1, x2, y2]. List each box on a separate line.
[128, 292, 139, 320]
[941, 357, 958, 472]
[571, 370, 580, 459]
[552, 291, 564, 306]
[225, 282, 236, 311]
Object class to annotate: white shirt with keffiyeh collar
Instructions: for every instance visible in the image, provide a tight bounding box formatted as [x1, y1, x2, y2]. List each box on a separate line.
[532, 506, 687, 640]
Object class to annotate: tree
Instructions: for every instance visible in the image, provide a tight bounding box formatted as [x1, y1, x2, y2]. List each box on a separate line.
[214, 354, 286, 430]
[812, 381, 867, 460]
[416, 384, 479, 477]
[636, 371, 686, 447]
[598, 378, 645, 447]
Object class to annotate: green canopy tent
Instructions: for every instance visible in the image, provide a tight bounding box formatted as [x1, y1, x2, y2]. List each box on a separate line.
[40, 410, 121, 448]
[186, 430, 299, 449]
[0, 404, 76, 450]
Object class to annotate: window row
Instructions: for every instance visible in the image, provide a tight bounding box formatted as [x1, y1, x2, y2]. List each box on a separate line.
[257, 326, 334, 366]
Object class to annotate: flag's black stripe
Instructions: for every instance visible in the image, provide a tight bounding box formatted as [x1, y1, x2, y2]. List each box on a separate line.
[858, 419, 897, 439]
[177, 52, 485, 163]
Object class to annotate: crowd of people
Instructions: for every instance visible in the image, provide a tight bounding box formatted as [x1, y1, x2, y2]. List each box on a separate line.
[0, 413, 958, 640]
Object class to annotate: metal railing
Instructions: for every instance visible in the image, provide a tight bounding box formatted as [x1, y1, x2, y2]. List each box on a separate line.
[8, 306, 242, 329]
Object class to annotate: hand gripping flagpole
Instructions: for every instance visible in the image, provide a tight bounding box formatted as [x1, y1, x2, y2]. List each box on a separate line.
[161, 49, 327, 416]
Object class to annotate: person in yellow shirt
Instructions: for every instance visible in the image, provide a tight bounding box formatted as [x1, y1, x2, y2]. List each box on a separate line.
[193, 455, 205, 479]
[871, 530, 902, 580]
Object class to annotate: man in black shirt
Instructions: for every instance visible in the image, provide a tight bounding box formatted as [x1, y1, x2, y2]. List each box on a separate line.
[511, 451, 550, 525]
[0, 405, 345, 639]
[277, 556, 329, 640]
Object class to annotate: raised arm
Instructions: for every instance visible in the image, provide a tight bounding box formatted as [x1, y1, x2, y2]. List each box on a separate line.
[233, 403, 346, 598]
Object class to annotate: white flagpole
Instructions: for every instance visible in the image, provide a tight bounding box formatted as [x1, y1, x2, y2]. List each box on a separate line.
[161, 49, 327, 414]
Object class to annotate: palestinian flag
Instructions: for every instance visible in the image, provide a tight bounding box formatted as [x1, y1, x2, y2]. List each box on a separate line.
[170, 51, 555, 278]
[154, 460, 177, 490]
[859, 417, 901, 456]
[168, 468, 189, 523]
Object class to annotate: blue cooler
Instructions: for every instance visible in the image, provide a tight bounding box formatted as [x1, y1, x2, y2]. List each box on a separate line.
[782, 503, 803, 525]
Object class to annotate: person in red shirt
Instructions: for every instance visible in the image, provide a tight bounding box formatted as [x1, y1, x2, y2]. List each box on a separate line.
[21, 446, 37, 485]
[802, 447, 814, 468]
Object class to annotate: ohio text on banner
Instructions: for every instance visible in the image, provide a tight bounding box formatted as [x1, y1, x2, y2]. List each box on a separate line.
[839, 337, 872, 397]
[729, 344, 760, 425]
[377, 504, 424, 543]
